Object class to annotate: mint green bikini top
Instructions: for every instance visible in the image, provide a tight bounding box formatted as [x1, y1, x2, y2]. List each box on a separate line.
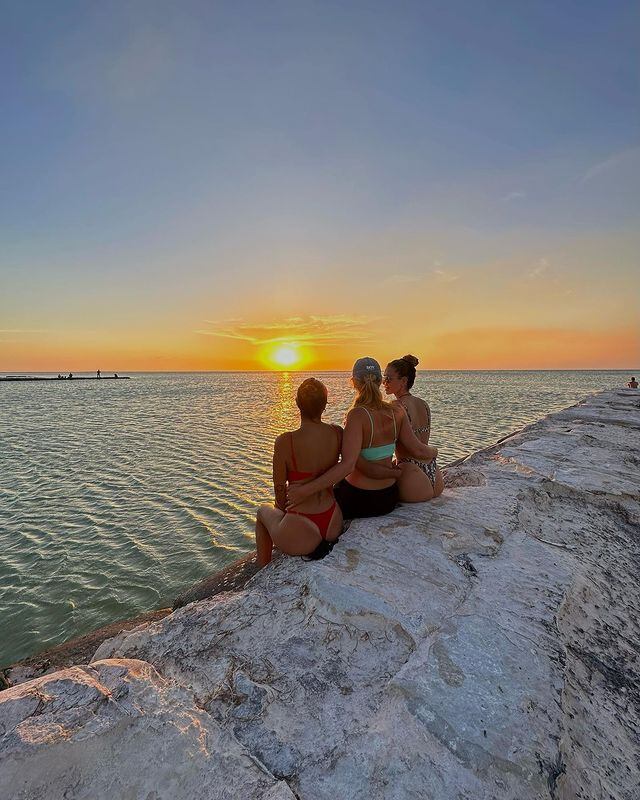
[359, 407, 397, 461]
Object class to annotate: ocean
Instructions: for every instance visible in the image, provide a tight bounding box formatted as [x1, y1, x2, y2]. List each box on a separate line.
[0, 369, 633, 666]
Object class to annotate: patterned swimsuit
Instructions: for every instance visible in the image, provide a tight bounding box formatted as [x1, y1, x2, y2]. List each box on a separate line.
[397, 400, 438, 490]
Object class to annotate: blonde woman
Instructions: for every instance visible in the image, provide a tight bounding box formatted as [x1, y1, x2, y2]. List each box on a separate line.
[287, 357, 437, 519]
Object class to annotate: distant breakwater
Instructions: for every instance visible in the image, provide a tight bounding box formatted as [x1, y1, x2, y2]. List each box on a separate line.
[0, 375, 129, 381]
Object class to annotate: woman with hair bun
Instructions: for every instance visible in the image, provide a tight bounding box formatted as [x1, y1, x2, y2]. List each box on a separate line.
[382, 354, 444, 501]
[255, 378, 343, 566]
[286, 358, 437, 520]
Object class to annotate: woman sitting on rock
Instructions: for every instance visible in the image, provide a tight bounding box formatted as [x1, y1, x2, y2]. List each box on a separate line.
[255, 378, 345, 566]
[382, 354, 444, 501]
[286, 357, 438, 521]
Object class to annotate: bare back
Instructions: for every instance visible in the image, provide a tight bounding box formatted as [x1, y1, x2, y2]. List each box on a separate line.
[348, 405, 400, 490]
[395, 394, 431, 461]
[274, 423, 341, 513]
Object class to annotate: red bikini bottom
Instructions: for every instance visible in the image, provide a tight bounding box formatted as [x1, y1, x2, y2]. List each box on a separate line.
[288, 501, 337, 540]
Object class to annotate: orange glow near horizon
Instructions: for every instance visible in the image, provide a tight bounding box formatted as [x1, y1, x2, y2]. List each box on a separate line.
[0, 320, 638, 373]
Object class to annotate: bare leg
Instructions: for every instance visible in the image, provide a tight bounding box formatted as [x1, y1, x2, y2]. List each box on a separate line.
[255, 505, 285, 567]
[255, 516, 273, 567]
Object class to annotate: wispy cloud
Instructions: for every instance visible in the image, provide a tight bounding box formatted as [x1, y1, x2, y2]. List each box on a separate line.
[528, 258, 549, 279]
[431, 268, 460, 283]
[195, 315, 378, 347]
[526, 258, 568, 288]
[579, 146, 640, 184]
[500, 190, 526, 202]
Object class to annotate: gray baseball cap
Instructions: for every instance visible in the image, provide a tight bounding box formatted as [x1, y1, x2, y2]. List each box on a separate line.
[352, 356, 382, 381]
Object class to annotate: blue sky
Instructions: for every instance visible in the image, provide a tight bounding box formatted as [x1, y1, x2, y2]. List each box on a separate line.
[1, 1, 638, 369]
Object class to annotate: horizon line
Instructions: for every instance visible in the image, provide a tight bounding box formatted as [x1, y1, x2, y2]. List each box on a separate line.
[2, 368, 638, 374]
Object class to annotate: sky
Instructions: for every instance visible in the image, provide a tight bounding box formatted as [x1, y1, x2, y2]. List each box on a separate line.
[1, 0, 638, 371]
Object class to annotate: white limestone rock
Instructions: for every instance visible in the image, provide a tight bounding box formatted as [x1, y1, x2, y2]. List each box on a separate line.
[0, 658, 295, 800]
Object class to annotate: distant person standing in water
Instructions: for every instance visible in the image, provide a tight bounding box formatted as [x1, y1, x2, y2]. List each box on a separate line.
[97, 369, 101, 379]
[628, 377, 638, 388]
[383, 355, 444, 501]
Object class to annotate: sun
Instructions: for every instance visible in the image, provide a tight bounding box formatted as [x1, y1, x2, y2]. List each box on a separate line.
[272, 346, 299, 368]
[259, 341, 308, 370]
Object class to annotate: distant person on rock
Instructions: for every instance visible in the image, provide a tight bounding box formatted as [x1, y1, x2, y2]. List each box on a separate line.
[97, 369, 101, 379]
[68, 373, 73, 379]
[628, 376, 638, 388]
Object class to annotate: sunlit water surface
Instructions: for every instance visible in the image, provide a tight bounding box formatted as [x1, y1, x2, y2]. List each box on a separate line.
[0, 370, 632, 665]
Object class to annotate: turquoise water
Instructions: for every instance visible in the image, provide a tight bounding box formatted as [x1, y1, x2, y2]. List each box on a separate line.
[0, 370, 633, 666]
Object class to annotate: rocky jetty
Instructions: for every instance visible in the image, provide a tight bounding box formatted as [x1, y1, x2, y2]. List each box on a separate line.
[2, 609, 172, 687]
[1, 390, 638, 800]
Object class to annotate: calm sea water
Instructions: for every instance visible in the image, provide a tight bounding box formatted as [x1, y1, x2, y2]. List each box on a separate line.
[0, 370, 633, 666]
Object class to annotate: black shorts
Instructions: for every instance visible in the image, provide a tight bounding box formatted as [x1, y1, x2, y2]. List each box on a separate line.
[333, 479, 399, 521]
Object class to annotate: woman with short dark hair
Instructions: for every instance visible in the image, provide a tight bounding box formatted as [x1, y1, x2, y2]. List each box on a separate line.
[255, 378, 343, 566]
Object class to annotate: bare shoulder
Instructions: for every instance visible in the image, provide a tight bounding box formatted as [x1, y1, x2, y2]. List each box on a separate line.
[345, 407, 366, 423]
[392, 399, 408, 414]
[273, 432, 290, 450]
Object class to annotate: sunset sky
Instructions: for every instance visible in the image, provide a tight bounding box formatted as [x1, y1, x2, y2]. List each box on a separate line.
[1, 1, 638, 371]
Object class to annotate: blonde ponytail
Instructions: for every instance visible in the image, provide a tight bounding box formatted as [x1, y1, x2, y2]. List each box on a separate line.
[351, 374, 396, 413]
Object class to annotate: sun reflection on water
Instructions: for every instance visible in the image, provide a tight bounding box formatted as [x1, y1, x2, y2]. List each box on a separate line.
[269, 371, 296, 436]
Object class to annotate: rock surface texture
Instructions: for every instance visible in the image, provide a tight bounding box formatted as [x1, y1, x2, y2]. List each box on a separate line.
[1, 390, 638, 800]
